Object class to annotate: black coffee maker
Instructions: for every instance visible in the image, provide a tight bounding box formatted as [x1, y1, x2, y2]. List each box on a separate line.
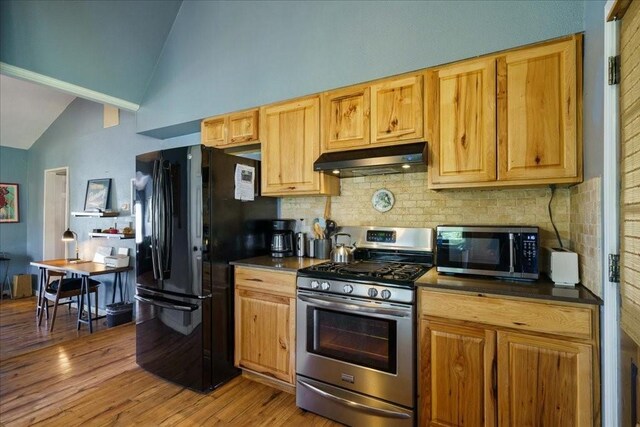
[271, 219, 296, 257]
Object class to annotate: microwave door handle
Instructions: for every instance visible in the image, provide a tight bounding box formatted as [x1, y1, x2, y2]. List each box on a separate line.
[509, 233, 515, 273]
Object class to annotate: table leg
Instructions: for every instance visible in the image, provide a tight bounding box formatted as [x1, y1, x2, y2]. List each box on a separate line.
[36, 267, 45, 316]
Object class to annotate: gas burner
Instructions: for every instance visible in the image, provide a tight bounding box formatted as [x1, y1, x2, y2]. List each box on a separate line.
[304, 260, 429, 285]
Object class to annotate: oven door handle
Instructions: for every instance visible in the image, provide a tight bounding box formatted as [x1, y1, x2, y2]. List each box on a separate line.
[297, 294, 411, 318]
[297, 379, 411, 419]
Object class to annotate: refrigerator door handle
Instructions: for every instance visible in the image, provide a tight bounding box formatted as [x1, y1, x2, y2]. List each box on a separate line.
[137, 286, 212, 300]
[150, 160, 160, 280]
[134, 295, 199, 312]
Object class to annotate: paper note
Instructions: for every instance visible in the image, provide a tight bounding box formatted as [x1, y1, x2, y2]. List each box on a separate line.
[234, 164, 255, 201]
[93, 246, 113, 264]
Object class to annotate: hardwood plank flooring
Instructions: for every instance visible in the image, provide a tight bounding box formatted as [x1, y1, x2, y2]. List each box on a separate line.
[0, 298, 342, 426]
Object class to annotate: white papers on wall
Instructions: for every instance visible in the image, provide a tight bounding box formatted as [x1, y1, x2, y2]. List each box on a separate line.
[234, 164, 255, 201]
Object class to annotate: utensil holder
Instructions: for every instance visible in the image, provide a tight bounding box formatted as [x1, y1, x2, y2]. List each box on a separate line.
[314, 239, 331, 259]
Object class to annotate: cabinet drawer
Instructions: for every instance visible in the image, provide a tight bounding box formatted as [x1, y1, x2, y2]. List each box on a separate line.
[419, 289, 595, 340]
[235, 266, 296, 297]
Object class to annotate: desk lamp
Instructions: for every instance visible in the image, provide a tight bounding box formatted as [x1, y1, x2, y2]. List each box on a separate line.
[62, 228, 79, 261]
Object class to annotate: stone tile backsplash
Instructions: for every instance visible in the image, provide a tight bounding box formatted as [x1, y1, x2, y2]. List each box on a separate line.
[281, 172, 571, 249]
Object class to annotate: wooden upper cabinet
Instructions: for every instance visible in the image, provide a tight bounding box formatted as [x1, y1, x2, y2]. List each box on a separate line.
[370, 74, 424, 145]
[420, 320, 496, 427]
[201, 109, 259, 148]
[321, 85, 371, 151]
[497, 37, 581, 183]
[261, 97, 339, 196]
[427, 58, 497, 187]
[201, 116, 227, 147]
[497, 331, 593, 427]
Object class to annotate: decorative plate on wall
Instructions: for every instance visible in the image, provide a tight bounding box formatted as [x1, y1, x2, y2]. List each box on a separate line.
[371, 189, 394, 213]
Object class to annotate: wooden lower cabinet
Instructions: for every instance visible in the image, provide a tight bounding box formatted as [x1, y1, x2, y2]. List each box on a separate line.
[234, 267, 296, 386]
[419, 289, 599, 426]
[497, 331, 593, 426]
[420, 320, 496, 427]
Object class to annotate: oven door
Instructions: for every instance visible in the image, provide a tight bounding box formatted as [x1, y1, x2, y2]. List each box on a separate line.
[296, 289, 414, 408]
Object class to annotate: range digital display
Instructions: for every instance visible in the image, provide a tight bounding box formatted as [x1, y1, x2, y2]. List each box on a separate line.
[367, 230, 396, 243]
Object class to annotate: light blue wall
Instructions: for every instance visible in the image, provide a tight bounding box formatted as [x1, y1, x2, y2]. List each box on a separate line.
[0, 146, 29, 280]
[583, 0, 606, 180]
[27, 98, 197, 308]
[0, 0, 181, 104]
[138, 0, 584, 138]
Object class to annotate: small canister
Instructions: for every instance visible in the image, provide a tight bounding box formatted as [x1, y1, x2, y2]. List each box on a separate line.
[307, 237, 315, 258]
[295, 232, 305, 257]
[314, 238, 332, 259]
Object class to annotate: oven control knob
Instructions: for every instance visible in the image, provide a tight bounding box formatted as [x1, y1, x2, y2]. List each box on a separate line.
[310, 280, 320, 289]
[343, 284, 353, 294]
[368, 288, 378, 298]
[380, 289, 392, 300]
[321, 282, 331, 291]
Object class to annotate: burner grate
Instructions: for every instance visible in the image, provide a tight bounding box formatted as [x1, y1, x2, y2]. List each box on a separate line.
[305, 261, 428, 283]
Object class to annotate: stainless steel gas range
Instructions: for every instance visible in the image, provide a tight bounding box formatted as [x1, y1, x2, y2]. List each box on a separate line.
[296, 226, 433, 427]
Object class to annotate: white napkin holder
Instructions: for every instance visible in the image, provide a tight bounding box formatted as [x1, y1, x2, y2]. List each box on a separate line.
[105, 255, 129, 268]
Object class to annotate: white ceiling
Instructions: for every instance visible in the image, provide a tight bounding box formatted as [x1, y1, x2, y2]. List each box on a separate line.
[0, 74, 75, 150]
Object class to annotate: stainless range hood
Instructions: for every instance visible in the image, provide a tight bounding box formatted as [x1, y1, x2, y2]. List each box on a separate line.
[313, 142, 427, 178]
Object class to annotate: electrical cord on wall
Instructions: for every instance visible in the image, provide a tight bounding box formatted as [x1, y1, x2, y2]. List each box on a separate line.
[548, 185, 564, 249]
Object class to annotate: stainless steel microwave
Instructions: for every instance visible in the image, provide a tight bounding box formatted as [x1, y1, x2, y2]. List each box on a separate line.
[436, 225, 539, 280]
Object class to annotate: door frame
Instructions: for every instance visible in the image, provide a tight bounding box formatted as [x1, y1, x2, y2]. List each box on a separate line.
[42, 167, 69, 259]
[602, 1, 621, 425]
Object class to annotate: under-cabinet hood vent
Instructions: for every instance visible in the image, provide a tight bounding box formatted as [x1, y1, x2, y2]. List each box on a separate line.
[314, 142, 427, 178]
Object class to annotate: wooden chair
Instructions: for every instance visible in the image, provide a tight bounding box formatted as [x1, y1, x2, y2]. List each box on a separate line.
[38, 270, 100, 332]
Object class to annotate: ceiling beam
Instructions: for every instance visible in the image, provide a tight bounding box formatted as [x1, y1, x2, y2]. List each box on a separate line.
[0, 62, 139, 112]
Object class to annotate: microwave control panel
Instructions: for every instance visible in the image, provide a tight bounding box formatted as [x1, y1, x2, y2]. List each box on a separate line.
[520, 233, 539, 273]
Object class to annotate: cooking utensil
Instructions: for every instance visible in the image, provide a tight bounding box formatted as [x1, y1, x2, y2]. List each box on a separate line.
[330, 233, 356, 263]
[313, 222, 325, 239]
[325, 220, 337, 238]
[324, 197, 331, 220]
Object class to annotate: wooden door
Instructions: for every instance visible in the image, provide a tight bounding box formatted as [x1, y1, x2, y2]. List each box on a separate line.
[497, 331, 593, 426]
[618, 0, 640, 423]
[234, 288, 295, 384]
[321, 85, 370, 151]
[427, 58, 497, 188]
[420, 320, 496, 427]
[201, 116, 227, 147]
[497, 37, 582, 184]
[228, 109, 259, 144]
[370, 74, 423, 145]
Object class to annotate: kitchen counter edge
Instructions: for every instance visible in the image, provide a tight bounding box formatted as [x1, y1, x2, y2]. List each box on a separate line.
[230, 255, 327, 273]
[416, 268, 603, 306]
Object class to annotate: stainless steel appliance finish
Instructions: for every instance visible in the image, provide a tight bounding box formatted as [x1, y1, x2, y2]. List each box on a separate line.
[271, 219, 295, 257]
[436, 225, 539, 280]
[329, 233, 355, 263]
[313, 142, 427, 178]
[295, 232, 305, 257]
[135, 145, 277, 392]
[296, 226, 433, 427]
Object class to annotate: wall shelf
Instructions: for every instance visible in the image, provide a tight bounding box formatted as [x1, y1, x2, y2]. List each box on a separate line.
[88, 232, 134, 239]
[71, 211, 119, 217]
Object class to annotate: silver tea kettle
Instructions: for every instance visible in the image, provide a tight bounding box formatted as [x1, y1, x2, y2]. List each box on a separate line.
[331, 233, 356, 263]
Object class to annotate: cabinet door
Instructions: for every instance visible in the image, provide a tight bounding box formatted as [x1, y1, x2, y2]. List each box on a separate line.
[235, 288, 295, 384]
[321, 85, 370, 151]
[497, 38, 581, 183]
[420, 320, 496, 427]
[370, 75, 423, 144]
[427, 59, 497, 187]
[261, 97, 338, 196]
[228, 109, 259, 144]
[497, 331, 593, 426]
[201, 116, 227, 147]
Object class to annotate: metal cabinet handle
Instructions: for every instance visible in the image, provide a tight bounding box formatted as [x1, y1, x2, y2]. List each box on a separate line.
[297, 379, 410, 419]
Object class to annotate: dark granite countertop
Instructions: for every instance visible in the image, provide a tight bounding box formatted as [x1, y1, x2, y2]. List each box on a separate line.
[230, 255, 327, 273]
[416, 268, 602, 306]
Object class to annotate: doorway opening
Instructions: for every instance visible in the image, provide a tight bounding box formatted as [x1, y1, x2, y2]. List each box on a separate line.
[43, 167, 69, 259]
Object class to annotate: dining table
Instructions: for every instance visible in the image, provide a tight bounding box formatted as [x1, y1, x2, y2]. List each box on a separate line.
[30, 259, 132, 333]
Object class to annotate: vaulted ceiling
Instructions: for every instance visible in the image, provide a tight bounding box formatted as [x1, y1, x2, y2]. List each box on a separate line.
[0, 0, 182, 149]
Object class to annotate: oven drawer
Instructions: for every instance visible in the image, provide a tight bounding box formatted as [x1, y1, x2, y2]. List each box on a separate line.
[419, 289, 595, 340]
[235, 266, 296, 297]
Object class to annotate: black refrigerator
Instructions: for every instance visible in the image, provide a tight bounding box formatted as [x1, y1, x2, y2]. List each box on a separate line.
[134, 145, 276, 392]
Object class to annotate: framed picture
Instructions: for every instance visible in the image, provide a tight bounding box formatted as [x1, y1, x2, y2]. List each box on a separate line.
[84, 178, 111, 212]
[0, 183, 19, 223]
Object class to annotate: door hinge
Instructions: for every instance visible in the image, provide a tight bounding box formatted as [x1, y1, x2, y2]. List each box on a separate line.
[609, 254, 620, 283]
[608, 55, 621, 85]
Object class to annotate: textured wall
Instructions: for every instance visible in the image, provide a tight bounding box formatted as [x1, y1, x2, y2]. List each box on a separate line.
[138, 0, 584, 137]
[570, 177, 602, 297]
[281, 173, 571, 249]
[0, 146, 29, 279]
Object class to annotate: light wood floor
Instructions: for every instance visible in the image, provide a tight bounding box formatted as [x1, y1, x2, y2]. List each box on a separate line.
[0, 297, 341, 426]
